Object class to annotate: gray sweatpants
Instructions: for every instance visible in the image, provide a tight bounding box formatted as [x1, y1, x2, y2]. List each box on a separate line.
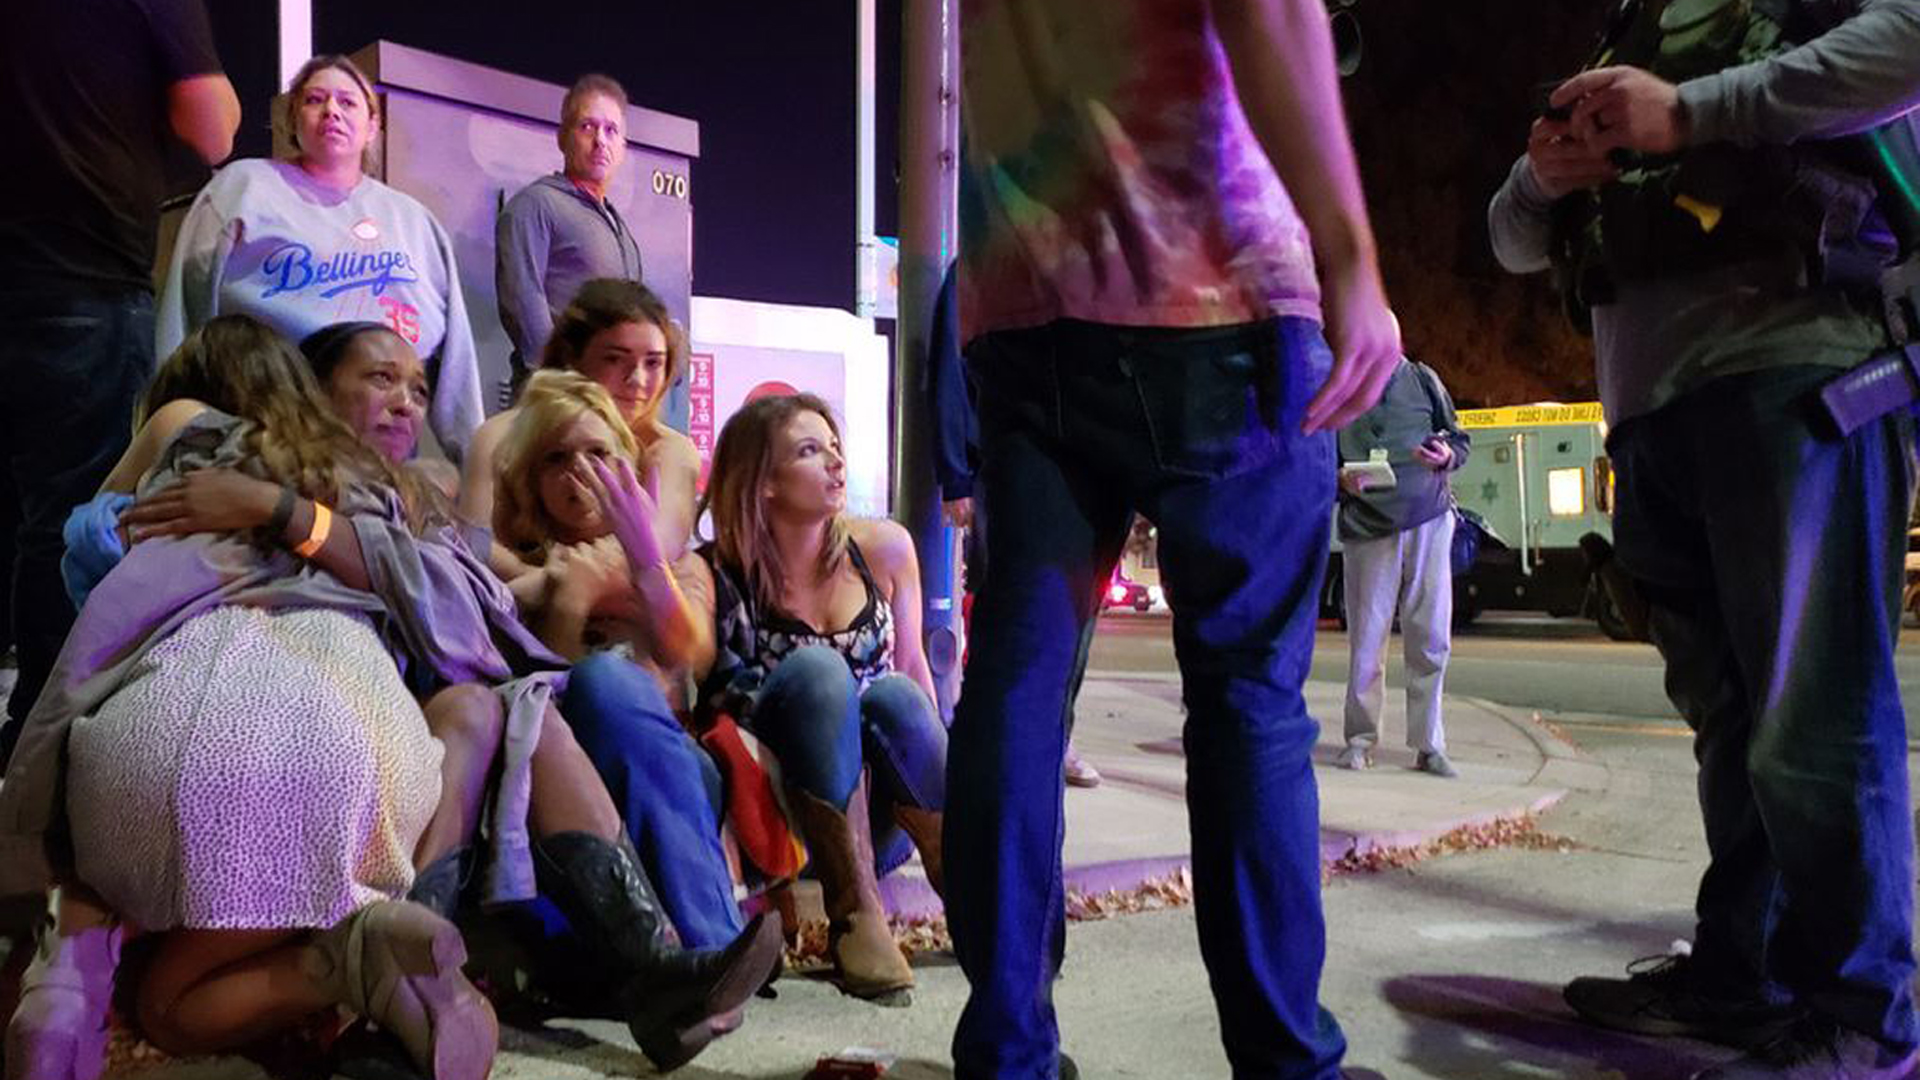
[1341, 510, 1453, 754]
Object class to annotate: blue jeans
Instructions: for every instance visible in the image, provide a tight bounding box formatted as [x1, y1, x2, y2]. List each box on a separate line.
[749, 645, 947, 870]
[0, 288, 154, 762]
[948, 317, 1344, 1080]
[561, 653, 742, 949]
[1610, 365, 1918, 1051]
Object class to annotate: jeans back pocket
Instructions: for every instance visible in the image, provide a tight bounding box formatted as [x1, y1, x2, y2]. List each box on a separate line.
[1122, 324, 1285, 480]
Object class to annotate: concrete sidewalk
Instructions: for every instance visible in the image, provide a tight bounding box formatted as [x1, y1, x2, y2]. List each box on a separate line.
[96, 673, 1587, 1079]
[880, 672, 1580, 918]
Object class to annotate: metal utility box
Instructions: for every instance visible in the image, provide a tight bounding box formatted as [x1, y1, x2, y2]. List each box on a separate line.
[347, 42, 698, 423]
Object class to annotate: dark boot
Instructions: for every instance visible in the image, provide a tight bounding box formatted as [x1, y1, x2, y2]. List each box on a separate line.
[406, 847, 472, 921]
[891, 804, 945, 899]
[790, 779, 914, 1001]
[532, 831, 783, 1072]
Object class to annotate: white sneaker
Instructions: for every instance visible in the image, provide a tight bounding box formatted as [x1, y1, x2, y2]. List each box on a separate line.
[1416, 751, 1458, 778]
[1063, 745, 1103, 788]
[1334, 745, 1373, 770]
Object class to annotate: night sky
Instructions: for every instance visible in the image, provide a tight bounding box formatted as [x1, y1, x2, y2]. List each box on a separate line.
[198, 0, 1612, 407]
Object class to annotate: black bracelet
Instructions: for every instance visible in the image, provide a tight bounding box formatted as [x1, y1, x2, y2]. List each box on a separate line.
[268, 485, 298, 537]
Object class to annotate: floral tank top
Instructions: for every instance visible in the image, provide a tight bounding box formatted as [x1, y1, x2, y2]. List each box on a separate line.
[697, 538, 895, 723]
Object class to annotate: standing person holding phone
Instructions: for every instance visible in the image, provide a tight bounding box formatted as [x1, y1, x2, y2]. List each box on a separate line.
[1490, 0, 1920, 1074]
[1332, 354, 1470, 777]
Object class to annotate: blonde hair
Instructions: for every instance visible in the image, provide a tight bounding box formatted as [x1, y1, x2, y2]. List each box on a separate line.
[492, 369, 639, 562]
[281, 54, 382, 172]
[699, 393, 847, 614]
[141, 314, 431, 529]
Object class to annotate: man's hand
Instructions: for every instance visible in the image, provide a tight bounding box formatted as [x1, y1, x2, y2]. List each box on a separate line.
[1337, 468, 1374, 496]
[1413, 437, 1454, 471]
[120, 468, 282, 543]
[1552, 66, 1689, 158]
[1304, 259, 1401, 433]
[1527, 117, 1620, 199]
[942, 497, 974, 529]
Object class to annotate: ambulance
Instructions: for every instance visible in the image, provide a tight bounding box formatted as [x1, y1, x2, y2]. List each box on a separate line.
[1321, 402, 1635, 638]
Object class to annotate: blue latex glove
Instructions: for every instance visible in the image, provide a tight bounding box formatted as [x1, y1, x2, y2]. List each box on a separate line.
[60, 492, 133, 610]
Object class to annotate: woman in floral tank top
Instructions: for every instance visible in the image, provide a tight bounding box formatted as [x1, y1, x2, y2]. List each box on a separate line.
[681, 393, 949, 1003]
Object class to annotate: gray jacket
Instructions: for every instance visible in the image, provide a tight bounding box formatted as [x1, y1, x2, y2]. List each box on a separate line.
[1337, 359, 1471, 542]
[495, 173, 644, 364]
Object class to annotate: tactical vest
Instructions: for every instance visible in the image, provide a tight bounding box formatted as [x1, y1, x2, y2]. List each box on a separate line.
[1548, 0, 1919, 331]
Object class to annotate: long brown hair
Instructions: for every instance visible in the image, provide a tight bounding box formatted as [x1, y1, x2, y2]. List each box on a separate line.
[492, 369, 640, 563]
[537, 278, 686, 441]
[140, 314, 430, 528]
[699, 393, 847, 613]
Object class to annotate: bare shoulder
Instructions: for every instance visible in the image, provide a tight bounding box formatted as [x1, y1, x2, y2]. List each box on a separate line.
[847, 517, 917, 573]
[472, 409, 517, 454]
[147, 398, 212, 440]
[646, 425, 700, 471]
[463, 409, 518, 477]
[103, 398, 212, 494]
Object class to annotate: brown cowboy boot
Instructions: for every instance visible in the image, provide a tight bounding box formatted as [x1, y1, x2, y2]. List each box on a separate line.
[789, 777, 914, 1001]
[891, 804, 945, 899]
[300, 899, 497, 1080]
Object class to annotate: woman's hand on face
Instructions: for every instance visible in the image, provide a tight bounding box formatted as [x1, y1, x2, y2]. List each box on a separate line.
[586, 455, 666, 572]
[120, 468, 284, 543]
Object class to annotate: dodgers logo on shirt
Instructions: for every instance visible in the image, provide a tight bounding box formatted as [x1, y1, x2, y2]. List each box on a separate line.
[259, 242, 420, 300]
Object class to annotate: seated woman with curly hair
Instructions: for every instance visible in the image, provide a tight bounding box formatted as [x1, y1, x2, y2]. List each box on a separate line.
[295, 321, 781, 1072]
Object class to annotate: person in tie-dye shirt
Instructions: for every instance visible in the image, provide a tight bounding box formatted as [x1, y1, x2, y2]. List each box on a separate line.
[945, 2, 1399, 1078]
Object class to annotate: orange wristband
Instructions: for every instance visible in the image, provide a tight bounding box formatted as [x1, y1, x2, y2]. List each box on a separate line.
[292, 502, 333, 559]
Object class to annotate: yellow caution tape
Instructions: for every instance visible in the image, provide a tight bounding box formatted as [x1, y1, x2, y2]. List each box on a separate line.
[1456, 402, 1606, 429]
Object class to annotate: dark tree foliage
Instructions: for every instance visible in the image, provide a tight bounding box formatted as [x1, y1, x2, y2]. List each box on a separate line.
[1341, 0, 1614, 407]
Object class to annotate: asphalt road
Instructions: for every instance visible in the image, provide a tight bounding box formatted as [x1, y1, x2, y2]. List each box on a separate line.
[1085, 608, 1920, 736]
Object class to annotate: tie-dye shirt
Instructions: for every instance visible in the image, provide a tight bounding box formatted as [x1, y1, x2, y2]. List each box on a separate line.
[959, 0, 1323, 343]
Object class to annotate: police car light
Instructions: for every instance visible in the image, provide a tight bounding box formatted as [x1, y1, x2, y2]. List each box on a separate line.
[1547, 467, 1586, 516]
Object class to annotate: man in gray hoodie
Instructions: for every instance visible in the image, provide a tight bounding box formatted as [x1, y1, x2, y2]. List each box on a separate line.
[1333, 356, 1470, 779]
[496, 73, 644, 392]
[1489, 2, 1920, 1076]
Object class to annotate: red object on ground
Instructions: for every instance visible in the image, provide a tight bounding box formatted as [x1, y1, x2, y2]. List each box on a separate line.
[806, 1057, 889, 1079]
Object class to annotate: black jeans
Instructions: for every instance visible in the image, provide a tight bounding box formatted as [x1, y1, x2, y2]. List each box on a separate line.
[1611, 365, 1918, 1051]
[947, 317, 1346, 1080]
[0, 287, 154, 763]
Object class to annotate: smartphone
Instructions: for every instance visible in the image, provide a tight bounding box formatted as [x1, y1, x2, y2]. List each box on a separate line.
[1534, 79, 1572, 122]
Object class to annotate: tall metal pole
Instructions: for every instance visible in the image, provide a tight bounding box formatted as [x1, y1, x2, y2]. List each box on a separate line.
[854, 0, 880, 322]
[277, 0, 313, 88]
[897, 0, 962, 717]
